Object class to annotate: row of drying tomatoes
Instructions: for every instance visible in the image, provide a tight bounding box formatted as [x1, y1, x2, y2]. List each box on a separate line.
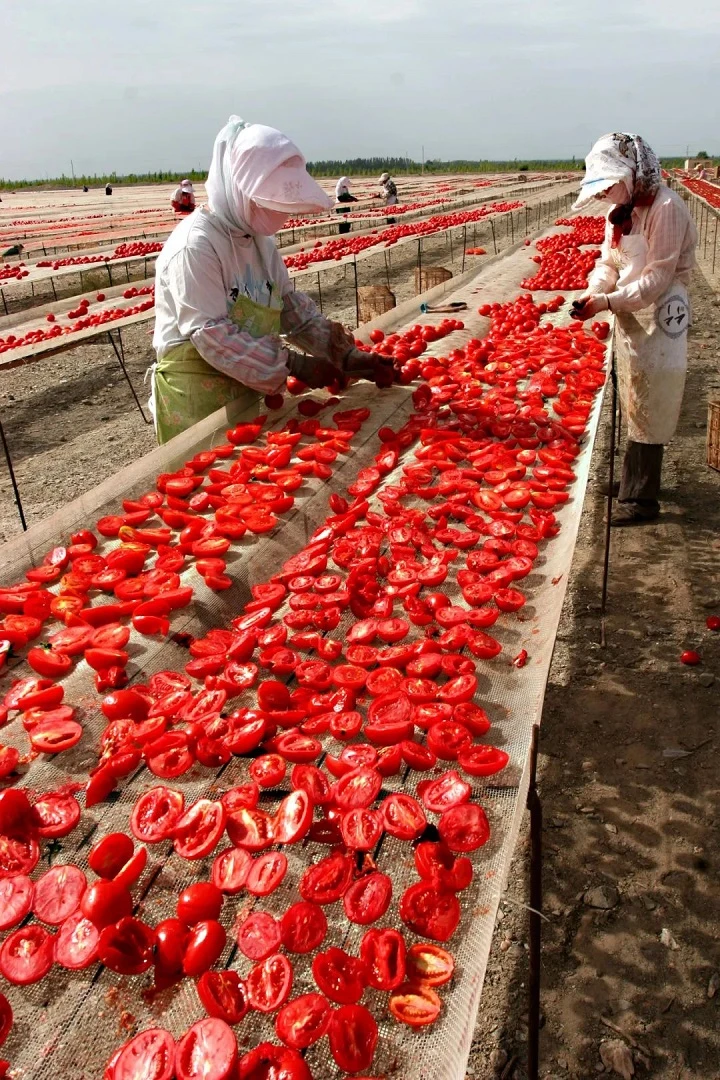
[284, 201, 523, 271]
[0, 290, 156, 353]
[0, 225, 610, 1079]
[35, 241, 163, 271]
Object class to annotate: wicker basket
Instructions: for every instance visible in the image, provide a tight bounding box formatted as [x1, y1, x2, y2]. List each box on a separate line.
[414, 266, 452, 295]
[357, 285, 395, 325]
[707, 400, 720, 471]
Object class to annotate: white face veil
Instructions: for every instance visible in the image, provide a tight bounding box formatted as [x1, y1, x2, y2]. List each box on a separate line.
[205, 116, 333, 236]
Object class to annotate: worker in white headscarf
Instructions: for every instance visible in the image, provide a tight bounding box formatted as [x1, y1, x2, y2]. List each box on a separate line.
[335, 176, 358, 234]
[152, 116, 392, 444]
[335, 177, 357, 203]
[572, 132, 697, 525]
[172, 179, 196, 214]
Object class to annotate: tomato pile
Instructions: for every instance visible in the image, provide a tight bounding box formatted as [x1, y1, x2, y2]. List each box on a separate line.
[520, 246, 600, 291]
[36, 241, 163, 271]
[681, 177, 720, 209]
[537, 216, 605, 252]
[0, 258, 610, 1078]
[284, 202, 523, 271]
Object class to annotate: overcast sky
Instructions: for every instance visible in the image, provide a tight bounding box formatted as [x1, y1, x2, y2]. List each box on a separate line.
[2, 0, 718, 180]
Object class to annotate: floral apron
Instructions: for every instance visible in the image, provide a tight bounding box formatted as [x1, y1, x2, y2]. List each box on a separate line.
[151, 293, 281, 445]
[611, 207, 690, 445]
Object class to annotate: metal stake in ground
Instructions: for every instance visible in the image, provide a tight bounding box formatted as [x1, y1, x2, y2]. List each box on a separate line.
[600, 347, 619, 647]
[527, 723, 542, 1080]
[106, 328, 152, 424]
[490, 218, 497, 254]
[0, 418, 27, 531]
[353, 257, 360, 328]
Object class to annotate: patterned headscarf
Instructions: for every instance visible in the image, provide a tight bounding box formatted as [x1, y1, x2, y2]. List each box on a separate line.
[574, 132, 661, 209]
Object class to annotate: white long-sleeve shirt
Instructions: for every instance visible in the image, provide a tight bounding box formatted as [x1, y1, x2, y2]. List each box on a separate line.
[153, 207, 337, 394]
[588, 185, 697, 313]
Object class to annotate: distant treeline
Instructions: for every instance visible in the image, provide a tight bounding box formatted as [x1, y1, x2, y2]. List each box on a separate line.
[0, 157, 695, 191]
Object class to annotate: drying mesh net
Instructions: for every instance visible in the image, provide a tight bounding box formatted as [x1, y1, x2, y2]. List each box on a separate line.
[0, 223, 606, 1080]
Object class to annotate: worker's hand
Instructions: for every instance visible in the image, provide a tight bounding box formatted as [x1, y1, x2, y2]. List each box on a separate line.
[343, 347, 396, 388]
[326, 321, 357, 366]
[571, 294, 609, 321]
[286, 349, 344, 391]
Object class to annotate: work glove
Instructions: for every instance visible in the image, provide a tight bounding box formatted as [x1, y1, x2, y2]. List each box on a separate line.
[286, 349, 344, 391]
[570, 294, 609, 321]
[326, 321, 358, 366]
[343, 347, 396, 388]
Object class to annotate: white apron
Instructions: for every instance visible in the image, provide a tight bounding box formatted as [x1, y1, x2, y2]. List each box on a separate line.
[611, 207, 690, 445]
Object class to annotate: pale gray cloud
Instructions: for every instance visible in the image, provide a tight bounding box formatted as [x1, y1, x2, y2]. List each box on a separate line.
[1, 0, 717, 180]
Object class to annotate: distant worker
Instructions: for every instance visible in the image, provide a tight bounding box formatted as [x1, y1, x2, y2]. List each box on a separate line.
[105, 184, 112, 196]
[335, 177, 357, 204]
[151, 115, 392, 443]
[379, 171, 398, 224]
[573, 132, 697, 526]
[696, 164, 709, 180]
[83, 185, 89, 192]
[379, 171, 398, 206]
[172, 179, 196, 214]
[335, 176, 357, 234]
[2, 242, 23, 259]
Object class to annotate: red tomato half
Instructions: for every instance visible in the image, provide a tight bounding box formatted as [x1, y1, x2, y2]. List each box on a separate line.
[343, 872, 392, 926]
[173, 800, 226, 860]
[406, 942, 455, 986]
[360, 927, 406, 991]
[32, 864, 87, 925]
[389, 982, 442, 1027]
[131, 786, 184, 843]
[0, 924, 55, 984]
[246, 953, 293, 1013]
[0, 874, 33, 930]
[312, 946, 367, 1004]
[54, 912, 99, 970]
[275, 993, 332, 1050]
[197, 970, 249, 1026]
[31, 791, 81, 838]
[327, 1004, 377, 1074]
[112, 1029, 175, 1080]
[438, 802, 490, 852]
[400, 882, 461, 942]
[175, 1018, 238, 1080]
[236, 912, 282, 962]
[280, 901, 327, 954]
[237, 1043, 311, 1080]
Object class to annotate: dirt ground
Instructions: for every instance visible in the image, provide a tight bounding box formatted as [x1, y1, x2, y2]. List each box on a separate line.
[467, 263, 720, 1080]
[1, 192, 717, 1080]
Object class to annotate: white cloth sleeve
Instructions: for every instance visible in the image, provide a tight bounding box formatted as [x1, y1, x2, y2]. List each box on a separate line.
[190, 322, 289, 395]
[607, 199, 689, 313]
[280, 291, 337, 358]
[587, 224, 619, 295]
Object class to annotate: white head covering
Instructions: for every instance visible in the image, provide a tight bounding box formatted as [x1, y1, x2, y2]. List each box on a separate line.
[574, 132, 661, 209]
[335, 176, 350, 197]
[205, 115, 332, 236]
[379, 172, 390, 184]
[180, 179, 193, 190]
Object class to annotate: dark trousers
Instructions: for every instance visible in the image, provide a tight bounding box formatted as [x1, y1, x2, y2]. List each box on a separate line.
[619, 441, 663, 507]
